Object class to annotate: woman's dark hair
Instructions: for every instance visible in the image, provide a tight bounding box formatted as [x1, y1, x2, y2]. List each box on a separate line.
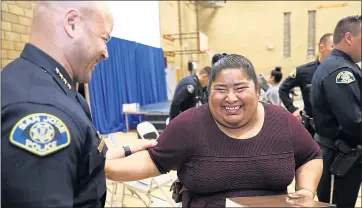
[270, 66, 283, 83]
[208, 54, 259, 95]
[211, 53, 228, 66]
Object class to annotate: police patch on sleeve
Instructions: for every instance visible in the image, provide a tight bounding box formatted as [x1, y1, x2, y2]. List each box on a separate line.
[9, 113, 71, 156]
[289, 69, 296, 78]
[187, 85, 195, 93]
[335, 71, 355, 84]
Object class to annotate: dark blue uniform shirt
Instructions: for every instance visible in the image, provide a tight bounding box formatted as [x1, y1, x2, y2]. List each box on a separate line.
[279, 60, 320, 117]
[1, 43, 107, 207]
[169, 75, 207, 120]
[311, 49, 361, 148]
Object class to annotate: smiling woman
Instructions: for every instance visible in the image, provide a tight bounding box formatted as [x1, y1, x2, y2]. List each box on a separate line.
[208, 55, 261, 132]
[105, 54, 324, 208]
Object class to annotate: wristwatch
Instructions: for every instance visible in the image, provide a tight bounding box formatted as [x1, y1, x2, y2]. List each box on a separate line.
[122, 145, 132, 157]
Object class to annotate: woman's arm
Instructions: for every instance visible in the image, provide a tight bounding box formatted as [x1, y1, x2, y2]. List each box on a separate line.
[105, 150, 161, 182]
[105, 107, 196, 182]
[293, 158, 323, 198]
[286, 109, 323, 199]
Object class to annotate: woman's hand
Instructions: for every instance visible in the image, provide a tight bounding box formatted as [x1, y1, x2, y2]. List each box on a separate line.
[288, 188, 315, 199]
[106, 140, 158, 159]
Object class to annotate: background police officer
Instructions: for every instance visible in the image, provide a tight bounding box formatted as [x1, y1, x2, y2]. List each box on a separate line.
[169, 66, 211, 120]
[279, 33, 334, 136]
[311, 15, 362, 207]
[1, 2, 155, 207]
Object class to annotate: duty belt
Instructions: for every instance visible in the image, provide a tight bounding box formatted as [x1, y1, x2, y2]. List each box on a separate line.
[315, 134, 362, 163]
[314, 134, 337, 151]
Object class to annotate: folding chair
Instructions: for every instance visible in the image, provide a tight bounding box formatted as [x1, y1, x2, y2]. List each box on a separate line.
[119, 121, 176, 207]
[165, 117, 170, 126]
[137, 121, 160, 140]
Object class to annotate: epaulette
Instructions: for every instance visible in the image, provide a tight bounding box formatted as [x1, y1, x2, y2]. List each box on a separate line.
[296, 60, 317, 70]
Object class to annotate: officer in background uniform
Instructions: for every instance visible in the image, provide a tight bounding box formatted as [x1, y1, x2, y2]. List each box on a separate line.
[169, 66, 211, 120]
[311, 15, 362, 207]
[279, 33, 334, 136]
[1, 2, 155, 207]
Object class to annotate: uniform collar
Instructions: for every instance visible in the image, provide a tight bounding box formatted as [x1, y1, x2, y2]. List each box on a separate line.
[331, 49, 355, 64]
[20, 43, 77, 96]
[193, 75, 205, 91]
[193, 74, 200, 84]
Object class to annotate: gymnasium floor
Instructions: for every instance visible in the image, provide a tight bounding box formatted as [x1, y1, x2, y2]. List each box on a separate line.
[105, 131, 362, 207]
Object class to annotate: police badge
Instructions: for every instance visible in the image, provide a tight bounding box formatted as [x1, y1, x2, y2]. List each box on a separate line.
[10, 113, 71, 156]
[336, 71, 355, 84]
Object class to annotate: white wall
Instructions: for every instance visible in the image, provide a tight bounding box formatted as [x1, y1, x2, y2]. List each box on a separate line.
[166, 66, 177, 101]
[107, 1, 161, 48]
[107, 1, 177, 101]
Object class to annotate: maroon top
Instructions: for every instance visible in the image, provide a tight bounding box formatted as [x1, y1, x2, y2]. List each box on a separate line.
[148, 103, 322, 207]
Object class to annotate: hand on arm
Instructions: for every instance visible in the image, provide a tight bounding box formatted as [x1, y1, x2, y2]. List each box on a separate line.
[105, 139, 159, 181]
[105, 150, 161, 182]
[106, 139, 158, 159]
[105, 108, 194, 182]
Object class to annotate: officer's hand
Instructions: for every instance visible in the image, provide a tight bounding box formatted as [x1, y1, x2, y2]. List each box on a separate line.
[292, 109, 303, 121]
[106, 140, 158, 159]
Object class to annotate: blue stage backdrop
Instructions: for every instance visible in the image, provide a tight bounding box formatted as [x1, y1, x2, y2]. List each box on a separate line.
[89, 37, 168, 134]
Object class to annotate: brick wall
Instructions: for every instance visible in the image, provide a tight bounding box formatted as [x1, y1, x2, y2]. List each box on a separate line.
[197, 1, 361, 75]
[1, 1, 36, 69]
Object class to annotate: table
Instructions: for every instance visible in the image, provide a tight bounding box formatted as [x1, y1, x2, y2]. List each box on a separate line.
[226, 194, 336, 207]
[122, 101, 170, 132]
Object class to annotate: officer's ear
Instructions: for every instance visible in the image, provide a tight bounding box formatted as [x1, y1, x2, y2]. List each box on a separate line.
[344, 32, 353, 45]
[63, 9, 80, 38]
[319, 44, 325, 52]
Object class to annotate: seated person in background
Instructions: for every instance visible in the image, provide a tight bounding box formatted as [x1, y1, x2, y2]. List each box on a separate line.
[169, 66, 211, 121]
[262, 67, 284, 106]
[105, 54, 323, 208]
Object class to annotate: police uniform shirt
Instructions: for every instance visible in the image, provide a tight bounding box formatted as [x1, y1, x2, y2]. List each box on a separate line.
[279, 60, 319, 116]
[1, 43, 107, 207]
[311, 49, 362, 148]
[169, 75, 207, 120]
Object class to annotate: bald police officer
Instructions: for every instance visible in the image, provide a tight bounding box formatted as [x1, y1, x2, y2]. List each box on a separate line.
[279, 33, 334, 136]
[169, 66, 211, 120]
[311, 15, 362, 207]
[1, 2, 155, 207]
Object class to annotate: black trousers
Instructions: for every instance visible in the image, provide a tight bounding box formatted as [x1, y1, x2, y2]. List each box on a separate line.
[317, 145, 362, 207]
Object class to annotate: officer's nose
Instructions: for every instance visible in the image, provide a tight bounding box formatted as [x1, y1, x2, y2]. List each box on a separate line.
[225, 90, 238, 103]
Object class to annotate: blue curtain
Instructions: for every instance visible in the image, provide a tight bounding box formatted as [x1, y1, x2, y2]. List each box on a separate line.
[89, 37, 167, 134]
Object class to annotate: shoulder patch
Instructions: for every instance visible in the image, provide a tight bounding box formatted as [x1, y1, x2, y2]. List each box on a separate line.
[289, 69, 296, 78]
[10, 113, 71, 156]
[187, 85, 195, 93]
[336, 71, 355, 84]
